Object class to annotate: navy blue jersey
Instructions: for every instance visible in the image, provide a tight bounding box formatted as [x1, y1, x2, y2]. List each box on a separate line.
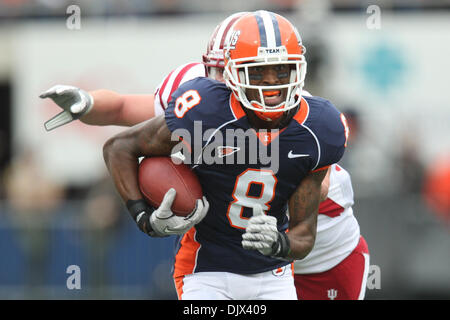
[165, 77, 347, 277]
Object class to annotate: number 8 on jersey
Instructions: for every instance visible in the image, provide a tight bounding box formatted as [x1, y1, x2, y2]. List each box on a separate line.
[226, 169, 278, 229]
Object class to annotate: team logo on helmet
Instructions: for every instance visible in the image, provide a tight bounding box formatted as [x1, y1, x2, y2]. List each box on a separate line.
[227, 30, 241, 50]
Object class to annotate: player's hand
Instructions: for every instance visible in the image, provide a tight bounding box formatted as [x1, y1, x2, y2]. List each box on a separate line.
[242, 205, 292, 260]
[39, 85, 94, 131]
[149, 188, 209, 237]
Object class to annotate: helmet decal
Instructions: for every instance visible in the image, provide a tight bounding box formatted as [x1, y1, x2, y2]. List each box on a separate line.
[254, 10, 282, 48]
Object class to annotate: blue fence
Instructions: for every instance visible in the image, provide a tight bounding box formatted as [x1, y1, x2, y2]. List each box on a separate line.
[0, 202, 177, 299]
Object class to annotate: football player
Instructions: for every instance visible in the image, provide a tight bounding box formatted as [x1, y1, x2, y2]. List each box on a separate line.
[102, 10, 347, 300]
[41, 11, 370, 300]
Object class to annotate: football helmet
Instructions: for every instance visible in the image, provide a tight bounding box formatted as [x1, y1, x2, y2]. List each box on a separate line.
[202, 12, 248, 80]
[223, 10, 307, 121]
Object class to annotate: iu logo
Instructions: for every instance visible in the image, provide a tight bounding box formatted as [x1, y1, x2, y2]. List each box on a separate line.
[327, 289, 338, 300]
[227, 30, 241, 50]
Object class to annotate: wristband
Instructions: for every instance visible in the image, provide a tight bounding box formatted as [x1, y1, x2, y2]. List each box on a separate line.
[85, 91, 94, 114]
[272, 232, 292, 261]
[126, 199, 155, 234]
[126, 199, 153, 220]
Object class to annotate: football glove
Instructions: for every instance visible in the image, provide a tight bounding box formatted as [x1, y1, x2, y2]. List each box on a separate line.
[39, 85, 94, 131]
[127, 188, 209, 237]
[242, 205, 291, 260]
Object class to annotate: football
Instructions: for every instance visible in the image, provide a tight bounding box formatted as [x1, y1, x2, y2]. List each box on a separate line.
[138, 156, 203, 217]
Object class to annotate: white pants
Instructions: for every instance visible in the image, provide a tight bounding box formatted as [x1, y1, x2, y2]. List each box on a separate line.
[175, 264, 297, 300]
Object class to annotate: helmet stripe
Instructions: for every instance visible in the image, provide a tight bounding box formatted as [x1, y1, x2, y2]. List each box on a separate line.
[260, 11, 275, 47]
[254, 10, 282, 48]
[270, 13, 282, 47]
[254, 13, 267, 47]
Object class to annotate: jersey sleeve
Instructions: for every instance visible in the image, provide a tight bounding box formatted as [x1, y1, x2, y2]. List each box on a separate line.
[307, 98, 347, 171]
[153, 62, 207, 116]
[328, 164, 355, 209]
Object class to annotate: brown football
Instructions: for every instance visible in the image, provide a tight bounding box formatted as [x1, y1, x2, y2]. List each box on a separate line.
[138, 156, 203, 217]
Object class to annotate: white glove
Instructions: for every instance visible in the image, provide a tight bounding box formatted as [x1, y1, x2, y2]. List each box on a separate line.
[39, 85, 94, 131]
[242, 205, 280, 256]
[147, 188, 209, 237]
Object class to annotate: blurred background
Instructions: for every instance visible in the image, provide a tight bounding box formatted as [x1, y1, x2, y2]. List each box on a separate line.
[0, 0, 449, 300]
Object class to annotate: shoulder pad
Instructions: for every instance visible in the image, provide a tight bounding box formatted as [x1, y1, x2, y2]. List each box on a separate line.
[302, 96, 347, 170]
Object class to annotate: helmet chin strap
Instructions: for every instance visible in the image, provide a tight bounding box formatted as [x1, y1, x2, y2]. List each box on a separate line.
[251, 102, 285, 121]
[247, 85, 286, 113]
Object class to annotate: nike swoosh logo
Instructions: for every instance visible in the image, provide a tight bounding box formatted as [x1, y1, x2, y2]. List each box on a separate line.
[164, 227, 174, 233]
[288, 150, 309, 159]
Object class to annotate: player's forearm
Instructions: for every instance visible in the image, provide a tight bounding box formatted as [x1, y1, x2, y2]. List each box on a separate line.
[79, 89, 126, 126]
[82, 90, 155, 126]
[103, 129, 143, 202]
[103, 117, 177, 202]
[286, 205, 318, 260]
[286, 215, 317, 260]
[287, 169, 327, 259]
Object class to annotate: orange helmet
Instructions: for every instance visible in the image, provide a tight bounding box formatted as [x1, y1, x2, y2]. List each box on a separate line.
[223, 10, 307, 120]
